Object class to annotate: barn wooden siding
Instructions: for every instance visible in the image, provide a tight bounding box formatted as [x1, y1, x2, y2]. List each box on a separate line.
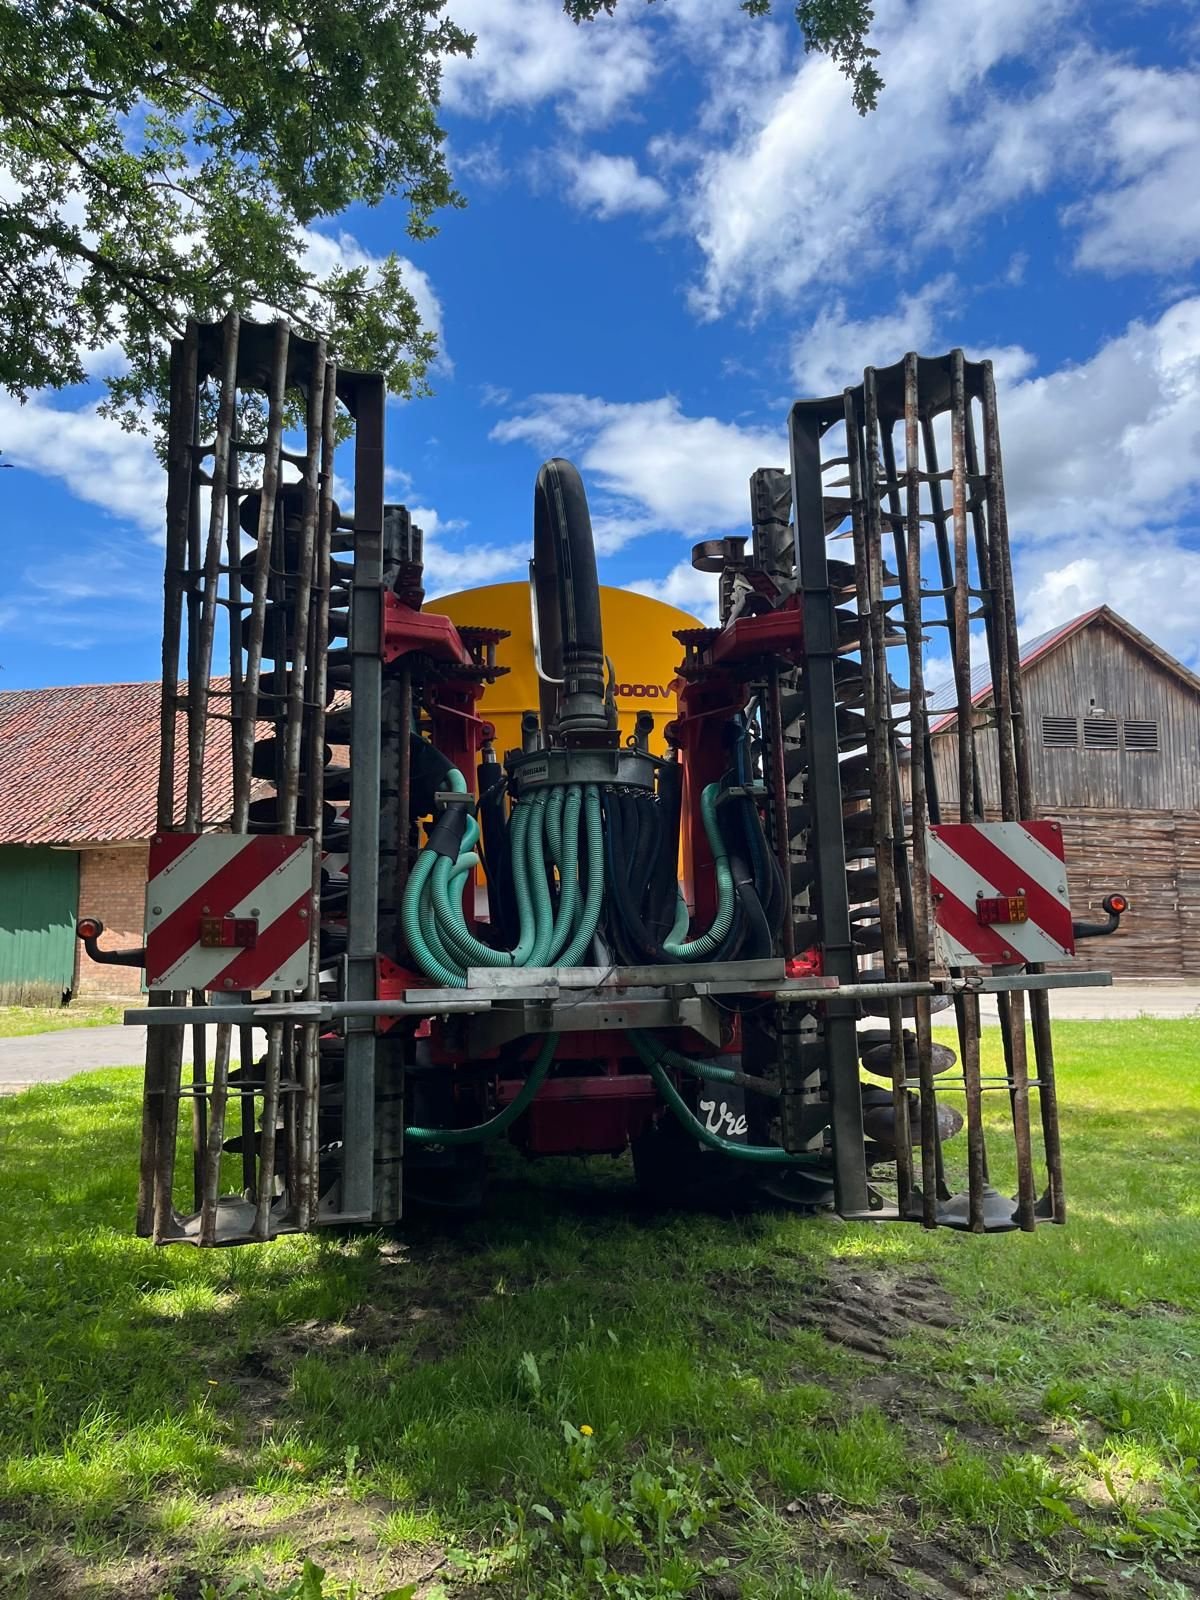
[930, 619, 1200, 815]
[925, 617, 1200, 977]
[1045, 808, 1200, 978]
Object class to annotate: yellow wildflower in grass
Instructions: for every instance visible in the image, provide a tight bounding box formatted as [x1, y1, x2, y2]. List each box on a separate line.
[580, 1425, 593, 1437]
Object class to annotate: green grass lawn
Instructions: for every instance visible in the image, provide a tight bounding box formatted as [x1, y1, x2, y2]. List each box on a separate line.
[1, 1020, 1197, 1600]
[0, 1002, 131, 1039]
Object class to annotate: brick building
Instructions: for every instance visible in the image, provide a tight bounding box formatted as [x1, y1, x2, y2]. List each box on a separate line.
[0, 683, 236, 1001]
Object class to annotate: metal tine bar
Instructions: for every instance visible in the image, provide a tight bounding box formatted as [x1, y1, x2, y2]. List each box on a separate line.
[961, 393, 1007, 759]
[247, 323, 295, 1241]
[853, 379, 912, 1215]
[923, 406, 984, 820]
[221, 394, 258, 1205]
[182, 313, 241, 1221]
[874, 431, 921, 957]
[950, 353, 976, 826]
[145, 324, 199, 1241]
[960, 987, 987, 1230]
[200, 349, 249, 1239]
[981, 362, 1064, 1222]
[923, 389, 990, 1218]
[768, 664, 796, 959]
[187, 311, 240, 827]
[253, 1024, 285, 1239]
[199, 1022, 233, 1243]
[233, 320, 290, 829]
[1004, 987, 1038, 1231]
[281, 338, 326, 833]
[300, 351, 336, 1228]
[238, 1024, 256, 1194]
[900, 355, 937, 1227]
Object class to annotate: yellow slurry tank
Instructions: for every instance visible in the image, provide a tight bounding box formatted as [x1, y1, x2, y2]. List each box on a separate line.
[426, 582, 700, 756]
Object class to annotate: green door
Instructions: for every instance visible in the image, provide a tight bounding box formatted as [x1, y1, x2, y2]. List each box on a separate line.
[0, 845, 79, 1002]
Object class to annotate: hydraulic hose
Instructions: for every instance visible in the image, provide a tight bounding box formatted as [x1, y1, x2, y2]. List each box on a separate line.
[405, 1033, 559, 1145]
[402, 849, 468, 989]
[663, 782, 735, 960]
[559, 784, 605, 966]
[630, 1033, 805, 1165]
[544, 783, 583, 964]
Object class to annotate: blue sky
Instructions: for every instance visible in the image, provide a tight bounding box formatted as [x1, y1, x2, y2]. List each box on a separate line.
[3, 0, 1200, 692]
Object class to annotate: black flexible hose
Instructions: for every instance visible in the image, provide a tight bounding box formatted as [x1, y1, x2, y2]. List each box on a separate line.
[533, 459, 608, 735]
[627, 792, 660, 919]
[603, 790, 674, 963]
[478, 766, 516, 947]
[646, 764, 682, 943]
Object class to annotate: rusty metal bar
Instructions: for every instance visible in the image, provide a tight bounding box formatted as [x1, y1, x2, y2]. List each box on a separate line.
[950, 352, 977, 826]
[897, 356, 937, 1227]
[199, 1022, 233, 1244]
[766, 662, 797, 959]
[853, 378, 912, 1216]
[233, 321, 290, 825]
[981, 361, 1063, 1222]
[186, 311, 240, 828]
[296, 354, 336, 1228]
[143, 326, 200, 1240]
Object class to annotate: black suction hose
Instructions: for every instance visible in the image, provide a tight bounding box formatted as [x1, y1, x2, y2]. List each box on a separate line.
[646, 764, 683, 944]
[533, 459, 609, 737]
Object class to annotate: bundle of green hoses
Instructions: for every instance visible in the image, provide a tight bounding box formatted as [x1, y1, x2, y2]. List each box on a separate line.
[400, 768, 736, 987]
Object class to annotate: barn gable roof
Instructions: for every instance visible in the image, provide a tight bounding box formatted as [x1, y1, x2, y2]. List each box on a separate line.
[0, 681, 238, 847]
[926, 606, 1200, 734]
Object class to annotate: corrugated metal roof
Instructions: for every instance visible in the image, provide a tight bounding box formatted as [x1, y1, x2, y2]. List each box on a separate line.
[0, 681, 239, 846]
[925, 614, 1094, 730]
[923, 605, 1200, 734]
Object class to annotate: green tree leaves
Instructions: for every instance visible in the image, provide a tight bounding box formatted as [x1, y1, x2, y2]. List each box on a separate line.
[0, 0, 471, 421]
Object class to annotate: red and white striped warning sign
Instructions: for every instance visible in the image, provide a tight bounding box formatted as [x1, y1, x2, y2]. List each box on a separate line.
[929, 821, 1075, 967]
[145, 833, 314, 992]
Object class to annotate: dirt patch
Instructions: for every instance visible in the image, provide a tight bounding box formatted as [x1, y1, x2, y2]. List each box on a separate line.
[759, 1261, 958, 1361]
[11, 1494, 448, 1600]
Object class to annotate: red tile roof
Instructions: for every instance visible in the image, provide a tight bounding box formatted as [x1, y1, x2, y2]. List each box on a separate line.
[0, 681, 239, 846]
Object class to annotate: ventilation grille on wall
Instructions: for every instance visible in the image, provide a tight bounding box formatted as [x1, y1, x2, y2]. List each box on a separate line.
[1123, 718, 1159, 751]
[1042, 715, 1078, 748]
[1083, 717, 1120, 749]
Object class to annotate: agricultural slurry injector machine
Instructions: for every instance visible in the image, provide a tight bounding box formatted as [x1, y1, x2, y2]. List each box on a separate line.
[79, 317, 1125, 1246]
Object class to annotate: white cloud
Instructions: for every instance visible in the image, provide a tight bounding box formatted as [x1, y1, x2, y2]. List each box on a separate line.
[492, 393, 783, 535]
[999, 296, 1200, 543]
[1014, 542, 1200, 671]
[1062, 61, 1200, 274]
[442, 0, 656, 129]
[684, 0, 1067, 318]
[680, 0, 1200, 319]
[627, 562, 718, 624]
[994, 295, 1200, 667]
[560, 152, 668, 219]
[0, 391, 162, 532]
[400, 504, 527, 595]
[791, 276, 958, 394]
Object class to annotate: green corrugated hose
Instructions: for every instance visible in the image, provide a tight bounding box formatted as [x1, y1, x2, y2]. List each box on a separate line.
[405, 1032, 559, 1144]
[630, 1032, 803, 1165]
[663, 782, 735, 960]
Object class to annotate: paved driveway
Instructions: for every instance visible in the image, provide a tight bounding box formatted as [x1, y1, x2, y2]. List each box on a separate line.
[0, 1024, 266, 1094]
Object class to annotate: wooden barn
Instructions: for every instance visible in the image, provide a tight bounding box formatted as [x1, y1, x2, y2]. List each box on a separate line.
[926, 606, 1200, 978]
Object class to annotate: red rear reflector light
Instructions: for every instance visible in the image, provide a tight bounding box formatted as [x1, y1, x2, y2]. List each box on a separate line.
[786, 949, 823, 979]
[976, 894, 1028, 926]
[200, 916, 258, 949]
